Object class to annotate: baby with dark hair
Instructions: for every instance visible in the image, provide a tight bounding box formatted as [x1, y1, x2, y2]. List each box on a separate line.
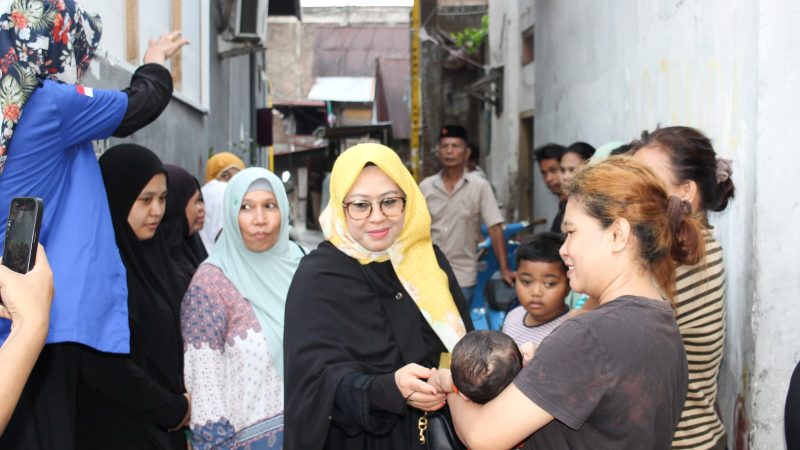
[450, 330, 523, 404]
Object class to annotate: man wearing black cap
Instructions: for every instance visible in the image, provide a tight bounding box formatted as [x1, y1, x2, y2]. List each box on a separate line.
[420, 125, 514, 304]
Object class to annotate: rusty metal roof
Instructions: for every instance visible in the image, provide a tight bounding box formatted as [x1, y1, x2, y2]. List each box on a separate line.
[313, 25, 409, 78]
[374, 56, 410, 139]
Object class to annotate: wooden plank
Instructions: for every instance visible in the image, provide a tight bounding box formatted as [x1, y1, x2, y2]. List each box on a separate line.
[125, 0, 139, 64]
[410, 0, 421, 180]
[171, 0, 183, 91]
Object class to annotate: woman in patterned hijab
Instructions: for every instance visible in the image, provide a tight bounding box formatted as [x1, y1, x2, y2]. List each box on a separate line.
[0, 0, 102, 173]
[0, 3, 187, 450]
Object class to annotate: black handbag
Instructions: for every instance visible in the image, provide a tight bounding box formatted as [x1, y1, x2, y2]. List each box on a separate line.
[418, 411, 467, 450]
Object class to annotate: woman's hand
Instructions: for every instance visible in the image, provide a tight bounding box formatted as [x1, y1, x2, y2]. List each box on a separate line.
[395, 363, 446, 412]
[170, 392, 191, 431]
[0, 245, 53, 334]
[143, 31, 190, 66]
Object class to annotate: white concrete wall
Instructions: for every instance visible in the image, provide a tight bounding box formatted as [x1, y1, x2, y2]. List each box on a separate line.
[81, 0, 208, 107]
[76, 2, 262, 179]
[80, 0, 125, 58]
[297, 6, 410, 25]
[487, 0, 535, 217]
[534, 0, 800, 448]
[751, 1, 800, 447]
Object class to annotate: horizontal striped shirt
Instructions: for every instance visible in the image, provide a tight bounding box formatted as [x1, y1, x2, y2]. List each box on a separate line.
[672, 232, 726, 449]
[502, 305, 570, 346]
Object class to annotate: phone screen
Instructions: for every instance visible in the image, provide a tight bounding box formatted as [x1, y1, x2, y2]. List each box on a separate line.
[3, 199, 39, 274]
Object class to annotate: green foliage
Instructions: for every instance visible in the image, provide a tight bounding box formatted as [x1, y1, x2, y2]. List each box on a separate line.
[450, 14, 489, 56]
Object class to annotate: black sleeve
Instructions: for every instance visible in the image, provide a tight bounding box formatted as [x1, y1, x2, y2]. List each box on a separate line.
[80, 348, 188, 429]
[786, 360, 800, 448]
[331, 372, 406, 436]
[112, 63, 173, 137]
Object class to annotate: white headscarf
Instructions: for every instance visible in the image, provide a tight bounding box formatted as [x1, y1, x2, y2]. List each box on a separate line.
[199, 179, 227, 253]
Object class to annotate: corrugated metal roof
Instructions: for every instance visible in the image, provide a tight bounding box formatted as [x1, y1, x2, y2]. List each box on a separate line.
[374, 57, 410, 139]
[308, 77, 375, 102]
[313, 26, 409, 78]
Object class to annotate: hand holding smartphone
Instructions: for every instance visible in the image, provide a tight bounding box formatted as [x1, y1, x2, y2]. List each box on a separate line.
[1, 197, 44, 305]
[0, 244, 54, 324]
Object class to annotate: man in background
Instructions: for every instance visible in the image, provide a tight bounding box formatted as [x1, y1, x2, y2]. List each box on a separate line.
[534, 144, 566, 232]
[420, 125, 514, 303]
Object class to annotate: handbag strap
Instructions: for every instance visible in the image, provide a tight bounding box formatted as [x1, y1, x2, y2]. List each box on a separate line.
[418, 412, 429, 445]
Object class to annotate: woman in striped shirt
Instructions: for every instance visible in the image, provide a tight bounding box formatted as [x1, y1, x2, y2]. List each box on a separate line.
[632, 126, 735, 450]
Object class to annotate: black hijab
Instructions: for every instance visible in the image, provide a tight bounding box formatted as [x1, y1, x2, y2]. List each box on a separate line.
[163, 164, 208, 290]
[99, 144, 184, 390]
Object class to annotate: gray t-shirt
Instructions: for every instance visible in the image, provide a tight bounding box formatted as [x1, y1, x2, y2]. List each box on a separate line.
[514, 295, 688, 450]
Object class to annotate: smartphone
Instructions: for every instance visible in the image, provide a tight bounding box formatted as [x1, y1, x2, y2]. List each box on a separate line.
[2, 197, 44, 275]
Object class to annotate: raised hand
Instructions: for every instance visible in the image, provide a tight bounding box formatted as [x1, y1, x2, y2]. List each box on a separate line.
[143, 30, 190, 66]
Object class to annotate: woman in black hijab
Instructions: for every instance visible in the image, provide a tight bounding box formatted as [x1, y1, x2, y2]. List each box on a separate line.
[163, 164, 208, 290]
[76, 144, 189, 450]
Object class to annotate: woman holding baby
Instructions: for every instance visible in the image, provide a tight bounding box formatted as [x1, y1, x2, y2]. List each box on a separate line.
[444, 156, 704, 450]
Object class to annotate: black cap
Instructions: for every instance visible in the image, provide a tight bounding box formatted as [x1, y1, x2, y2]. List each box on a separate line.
[440, 124, 468, 142]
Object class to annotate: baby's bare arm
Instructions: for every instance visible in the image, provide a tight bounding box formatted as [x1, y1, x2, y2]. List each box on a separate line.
[427, 368, 455, 394]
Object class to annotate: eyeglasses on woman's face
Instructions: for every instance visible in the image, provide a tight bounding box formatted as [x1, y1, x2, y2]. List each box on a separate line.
[342, 197, 407, 220]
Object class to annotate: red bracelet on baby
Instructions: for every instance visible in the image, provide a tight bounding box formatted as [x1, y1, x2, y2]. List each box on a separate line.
[451, 383, 459, 395]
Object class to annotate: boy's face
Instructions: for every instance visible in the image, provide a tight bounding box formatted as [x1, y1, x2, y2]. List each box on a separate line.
[515, 260, 570, 325]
